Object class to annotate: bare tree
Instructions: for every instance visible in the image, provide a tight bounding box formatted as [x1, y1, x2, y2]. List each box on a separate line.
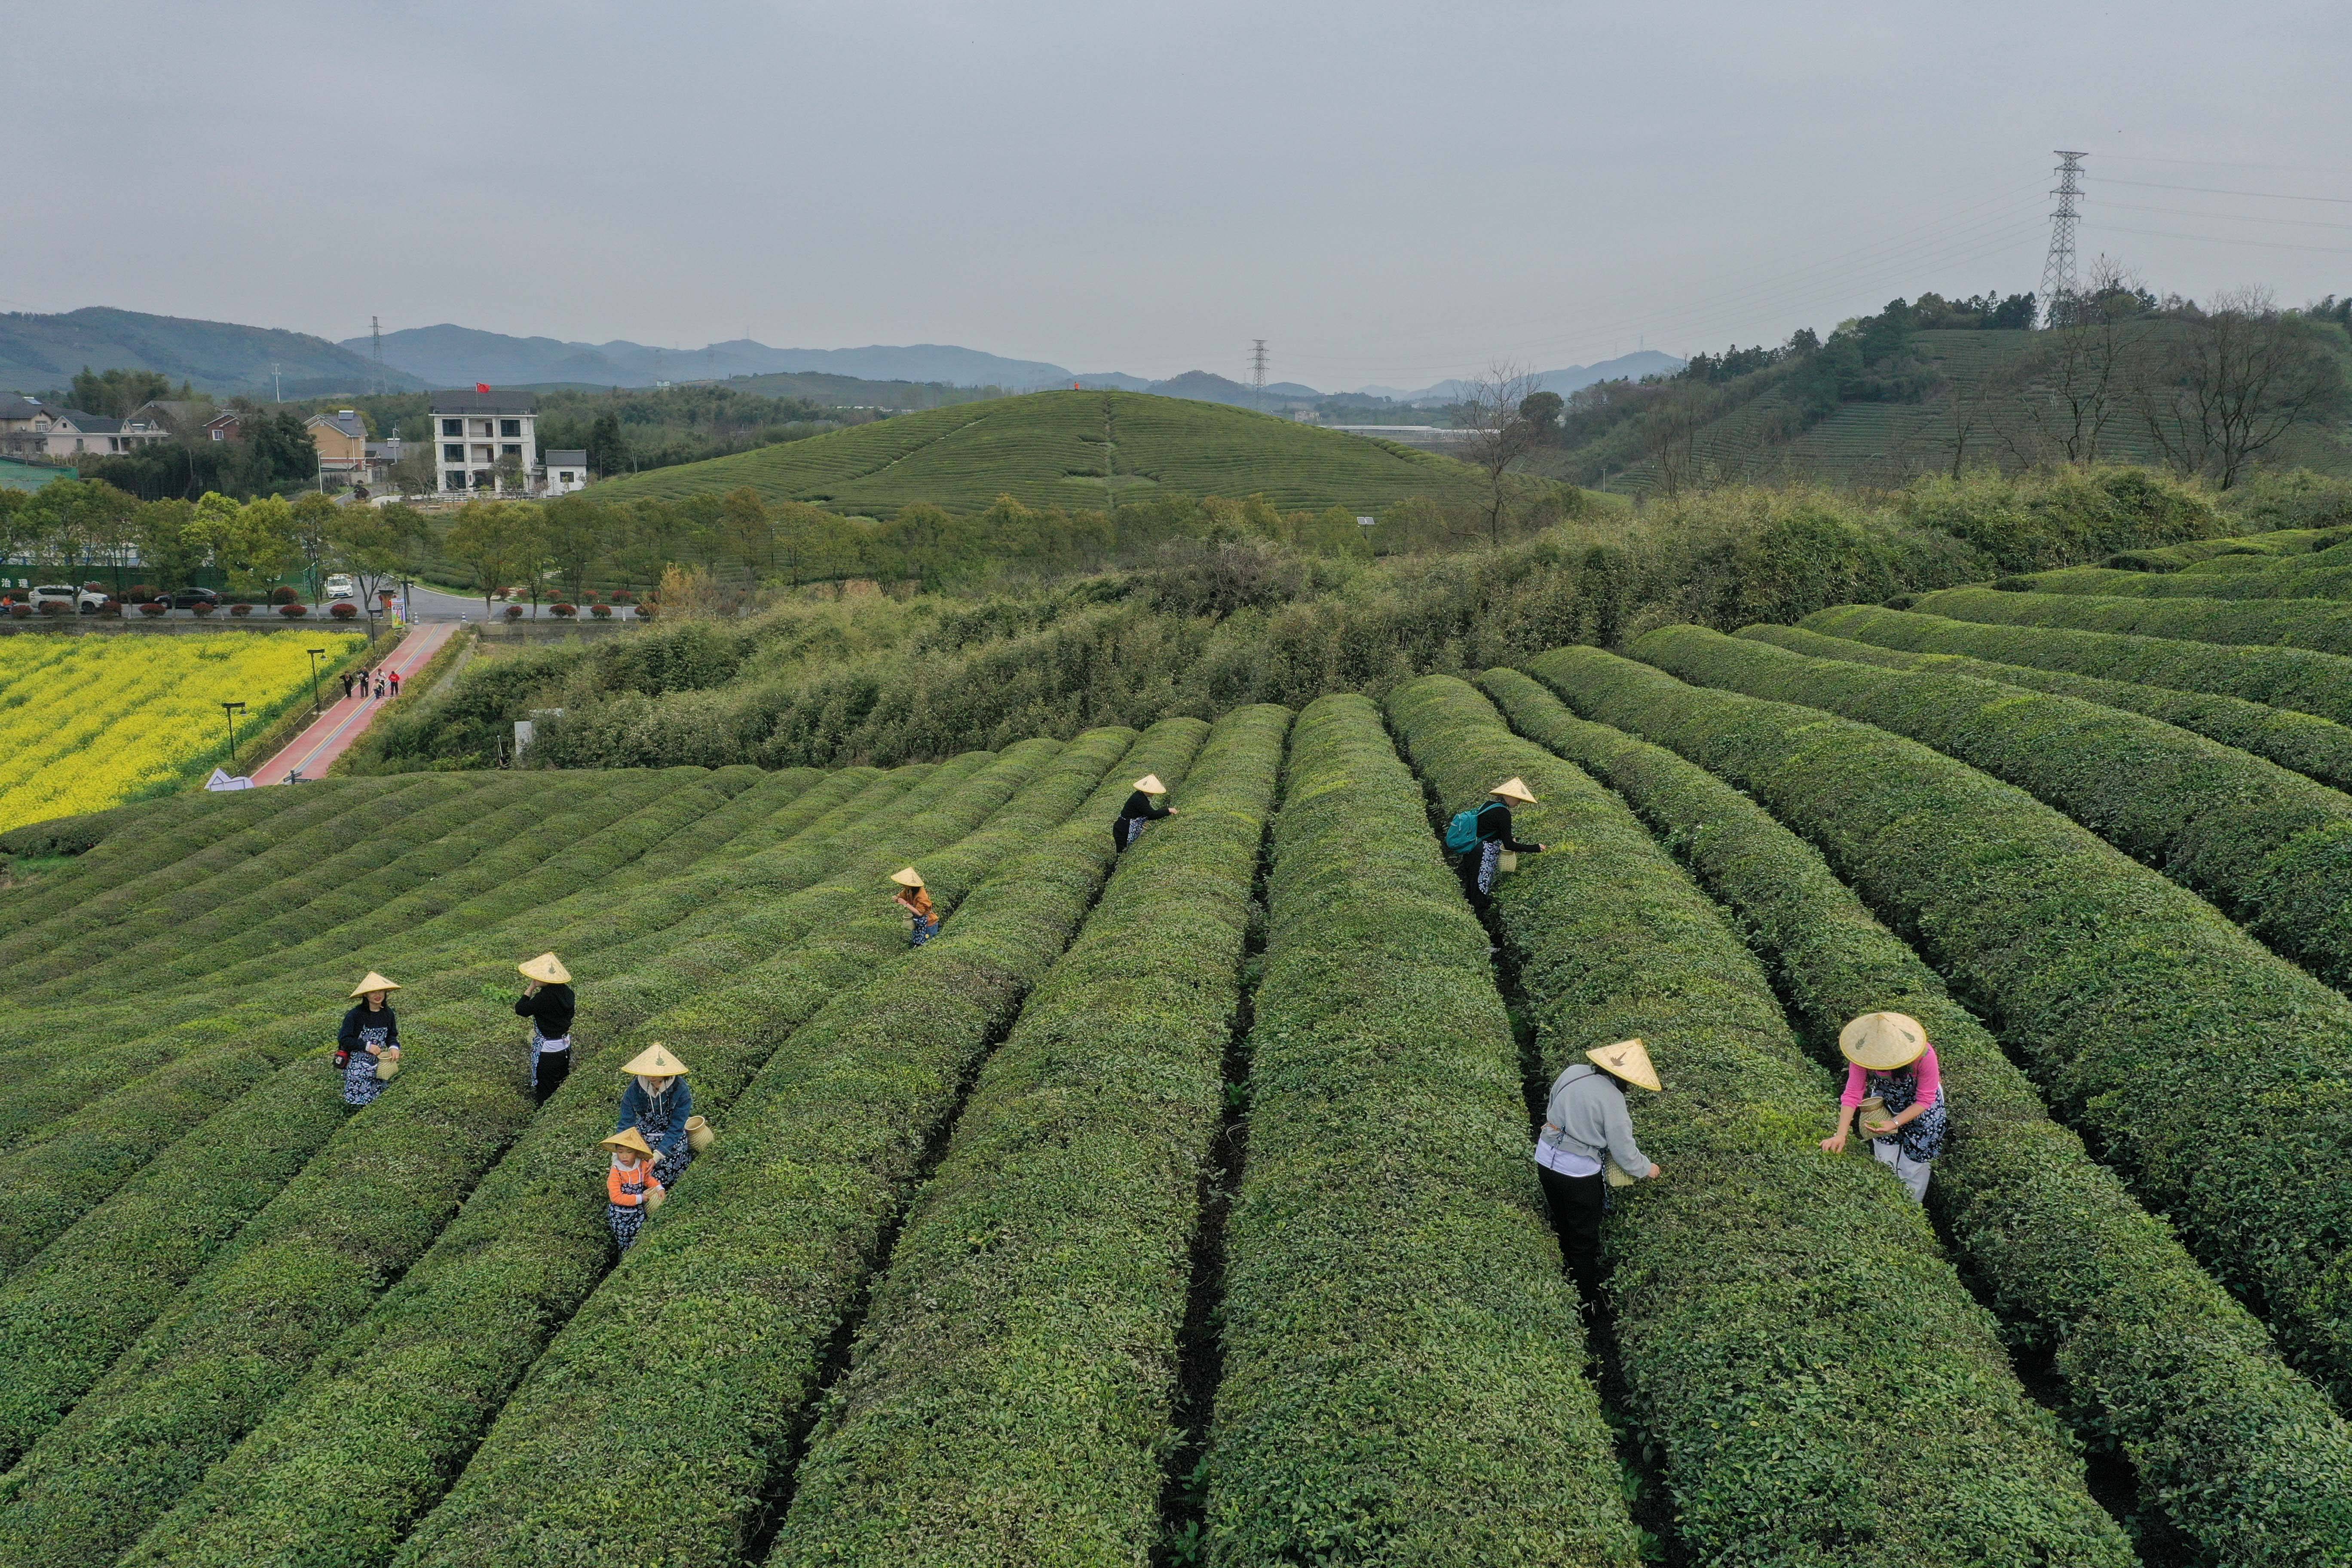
[1647, 387, 1708, 497]
[2132, 285, 2350, 489]
[1456, 364, 1543, 546]
[1998, 256, 2150, 466]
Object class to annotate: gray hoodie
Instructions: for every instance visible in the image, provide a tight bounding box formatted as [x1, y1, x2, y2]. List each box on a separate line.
[1535, 1062, 1651, 1177]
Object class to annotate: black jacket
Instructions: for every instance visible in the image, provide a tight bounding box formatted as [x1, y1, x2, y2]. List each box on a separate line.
[515, 983, 576, 1041]
[338, 1001, 398, 1055]
[1112, 789, 1172, 851]
[1473, 800, 1539, 853]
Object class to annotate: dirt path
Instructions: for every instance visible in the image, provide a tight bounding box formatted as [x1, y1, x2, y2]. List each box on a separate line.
[251, 623, 456, 784]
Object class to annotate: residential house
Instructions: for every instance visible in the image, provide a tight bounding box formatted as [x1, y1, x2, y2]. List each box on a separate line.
[124, 400, 212, 446]
[0, 398, 135, 457]
[305, 409, 369, 479]
[202, 411, 243, 443]
[430, 389, 538, 493]
[544, 448, 589, 495]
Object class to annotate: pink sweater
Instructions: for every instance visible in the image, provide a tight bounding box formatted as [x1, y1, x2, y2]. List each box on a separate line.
[1842, 1045, 1940, 1112]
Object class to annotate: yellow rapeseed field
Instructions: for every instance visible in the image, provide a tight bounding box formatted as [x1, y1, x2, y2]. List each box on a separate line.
[0, 631, 364, 831]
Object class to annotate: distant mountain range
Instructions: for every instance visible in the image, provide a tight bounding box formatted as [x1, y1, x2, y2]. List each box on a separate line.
[343, 325, 1078, 392]
[1352, 352, 1686, 404]
[0, 307, 1689, 410]
[0, 308, 424, 398]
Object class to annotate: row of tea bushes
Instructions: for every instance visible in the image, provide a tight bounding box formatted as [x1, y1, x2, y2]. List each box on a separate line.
[1808, 600, 2352, 729]
[1914, 584, 2352, 659]
[769, 706, 1291, 1567]
[1642, 626, 2352, 995]
[1543, 639, 2352, 1409]
[124, 736, 1124, 1568]
[1194, 694, 1640, 1568]
[392, 723, 1206, 1568]
[0, 759, 1010, 1565]
[1762, 619, 2352, 793]
[2012, 562, 2352, 600]
[1488, 663, 2352, 1563]
[1384, 674, 2132, 1567]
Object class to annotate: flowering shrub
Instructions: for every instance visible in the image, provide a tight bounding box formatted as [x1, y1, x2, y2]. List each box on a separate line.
[276, 603, 307, 619]
[190, 602, 214, 618]
[503, 604, 524, 621]
[269, 586, 299, 605]
[549, 603, 577, 619]
[588, 603, 612, 620]
[228, 603, 253, 618]
[138, 603, 167, 619]
[329, 602, 358, 620]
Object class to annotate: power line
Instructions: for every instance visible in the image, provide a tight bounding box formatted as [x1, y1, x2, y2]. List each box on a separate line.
[2040, 151, 2087, 327]
[2092, 199, 2352, 234]
[2080, 222, 2352, 257]
[2100, 176, 2352, 206]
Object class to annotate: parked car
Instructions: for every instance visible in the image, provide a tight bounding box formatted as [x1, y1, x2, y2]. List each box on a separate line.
[28, 585, 108, 614]
[167, 588, 223, 610]
[324, 574, 356, 601]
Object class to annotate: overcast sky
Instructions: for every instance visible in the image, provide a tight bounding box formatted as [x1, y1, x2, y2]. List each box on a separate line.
[6, 0, 2349, 389]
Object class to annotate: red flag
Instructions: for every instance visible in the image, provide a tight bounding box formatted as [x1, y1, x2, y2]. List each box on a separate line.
[475, 382, 490, 394]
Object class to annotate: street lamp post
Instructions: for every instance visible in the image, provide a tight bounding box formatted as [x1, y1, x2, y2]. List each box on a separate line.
[220, 700, 247, 772]
[306, 647, 327, 715]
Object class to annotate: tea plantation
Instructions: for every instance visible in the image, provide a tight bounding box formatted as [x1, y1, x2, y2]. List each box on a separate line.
[9, 522, 2352, 1563]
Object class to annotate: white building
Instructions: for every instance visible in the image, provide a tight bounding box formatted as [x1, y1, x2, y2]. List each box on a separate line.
[543, 448, 589, 495]
[431, 390, 539, 494]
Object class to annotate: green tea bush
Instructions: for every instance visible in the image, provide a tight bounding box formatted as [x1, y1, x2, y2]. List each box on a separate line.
[394, 722, 1207, 1568]
[0, 758, 1023, 1565]
[1483, 665, 2352, 1564]
[1531, 641, 2352, 1408]
[1194, 694, 1639, 1568]
[1914, 583, 2352, 659]
[123, 736, 1124, 1568]
[2013, 561, 2352, 600]
[1643, 625, 2352, 994]
[1795, 607, 2352, 787]
[769, 706, 1292, 1567]
[1384, 674, 2129, 1568]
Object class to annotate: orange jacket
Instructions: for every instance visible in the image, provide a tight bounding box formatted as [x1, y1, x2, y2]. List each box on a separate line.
[608, 1156, 663, 1207]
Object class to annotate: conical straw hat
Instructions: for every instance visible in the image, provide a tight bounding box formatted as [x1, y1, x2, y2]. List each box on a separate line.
[518, 952, 570, 985]
[349, 971, 401, 998]
[621, 1043, 690, 1077]
[889, 867, 925, 888]
[1840, 1011, 1929, 1072]
[1586, 1038, 1662, 1092]
[1133, 775, 1167, 795]
[600, 1127, 654, 1158]
[1491, 777, 1537, 804]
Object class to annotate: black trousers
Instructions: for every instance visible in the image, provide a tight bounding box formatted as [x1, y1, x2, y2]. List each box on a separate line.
[531, 1046, 572, 1106]
[1535, 1163, 1607, 1308]
[1456, 852, 1492, 916]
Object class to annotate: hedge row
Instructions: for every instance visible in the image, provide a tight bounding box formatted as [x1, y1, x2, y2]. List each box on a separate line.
[123, 735, 1129, 1568]
[1781, 613, 2352, 793]
[1808, 599, 2352, 729]
[394, 721, 1208, 1568]
[1385, 673, 2130, 1566]
[1195, 694, 1639, 1568]
[1535, 640, 2352, 1409]
[0, 754, 1024, 1564]
[0, 771, 775, 1280]
[767, 705, 1292, 1566]
[2016, 562, 2352, 600]
[1484, 664, 2352, 1564]
[1645, 625, 2352, 995]
[2107, 523, 2352, 571]
[1915, 583, 2352, 660]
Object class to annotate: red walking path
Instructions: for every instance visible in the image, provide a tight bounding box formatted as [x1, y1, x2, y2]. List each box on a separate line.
[251, 623, 456, 785]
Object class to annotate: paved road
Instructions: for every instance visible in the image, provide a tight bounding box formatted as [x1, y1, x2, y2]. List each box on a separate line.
[406, 582, 640, 623]
[248, 624, 457, 785]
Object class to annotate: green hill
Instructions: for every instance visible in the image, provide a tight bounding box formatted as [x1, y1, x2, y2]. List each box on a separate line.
[590, 389, 1495, 515]
[0, 307, 423, 398]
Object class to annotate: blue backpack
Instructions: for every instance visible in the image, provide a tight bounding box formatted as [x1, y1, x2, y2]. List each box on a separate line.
[1443, 808, 1482, 856]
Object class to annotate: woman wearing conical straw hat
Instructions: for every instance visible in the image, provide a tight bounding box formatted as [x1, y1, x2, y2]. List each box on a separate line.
[336, 973, 403, 1109]
[1820, 1011, 1946, 1203]
[600, 1127, 662, 1253]
[888, 868, 940, 948]
[1454, 778, 1547, 920]
[1112, 774, 1179, 854]
[615, 1042, 696, 1187]
[514, 952, 576, 1106]
[1533, 1039, 1662, 1310]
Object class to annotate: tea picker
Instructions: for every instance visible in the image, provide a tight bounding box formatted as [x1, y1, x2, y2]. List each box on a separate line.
[514, 951, 576, 1105]
[616, 1043, 699, 1187]
[337, 972, 403, 1109]
[1446, 777, 1547, 919]
[1819, 1011, 1945, 1203]
[1112, 774, 1178, 854]
[1534, 1038, 1663, 1310]
[889, 867, 939, 947]
[601, 1127, 662, 1252]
